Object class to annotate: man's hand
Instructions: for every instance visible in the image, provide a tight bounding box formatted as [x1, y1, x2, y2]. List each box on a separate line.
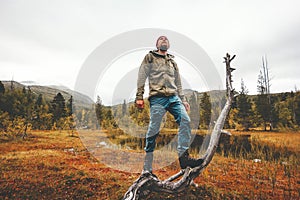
[183, 101, 190, 112]
[136, 99, 144, 110]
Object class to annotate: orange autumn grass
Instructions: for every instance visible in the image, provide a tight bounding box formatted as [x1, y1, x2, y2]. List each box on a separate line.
[0, 130, 299, 199]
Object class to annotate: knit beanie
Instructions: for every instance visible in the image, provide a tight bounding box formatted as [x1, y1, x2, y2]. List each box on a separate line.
[156, 36, 169, 49]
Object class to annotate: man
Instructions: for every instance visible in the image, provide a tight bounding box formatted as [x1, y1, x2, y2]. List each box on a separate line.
[136, 36, 203, 175]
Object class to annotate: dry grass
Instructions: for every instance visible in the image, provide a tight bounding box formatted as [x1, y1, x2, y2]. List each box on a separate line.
[194, 155, 299, 199]
[0, 130, 299, 199]
[0, 131, 134, 199]
[243, 131, 300, 153]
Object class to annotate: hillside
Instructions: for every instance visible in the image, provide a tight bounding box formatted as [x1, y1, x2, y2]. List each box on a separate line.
[1, 81, 94, 110]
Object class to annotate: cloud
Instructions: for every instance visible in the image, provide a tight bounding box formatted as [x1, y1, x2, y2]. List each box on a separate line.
[0, 0, 300, 102]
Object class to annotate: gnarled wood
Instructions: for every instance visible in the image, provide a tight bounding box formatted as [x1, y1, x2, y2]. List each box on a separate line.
[123, 53, 236, 200]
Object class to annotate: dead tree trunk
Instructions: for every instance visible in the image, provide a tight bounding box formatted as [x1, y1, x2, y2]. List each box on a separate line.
[123, 53, 236, 200]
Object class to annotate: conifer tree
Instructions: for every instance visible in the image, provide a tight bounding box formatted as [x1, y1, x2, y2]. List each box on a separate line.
[0, 81, 5, 112]
[67, 96, 73, 116]
[122, 99, 127, 116]
[294, 92, 300, 126]
[199, 92, 211, 129]
[0, 81, 5, 94]
[235, 79, 253, 130]
[189, 92, 200, 129]
[95, 96, 103, 127]
[255, 56, 274, 130]
[51, 92, 67, 122]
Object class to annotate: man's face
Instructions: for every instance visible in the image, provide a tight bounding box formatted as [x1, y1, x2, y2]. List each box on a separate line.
[156, 36, 170, 50]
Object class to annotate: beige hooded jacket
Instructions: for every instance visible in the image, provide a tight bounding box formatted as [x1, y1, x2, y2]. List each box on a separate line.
[136, 50, 186, 102]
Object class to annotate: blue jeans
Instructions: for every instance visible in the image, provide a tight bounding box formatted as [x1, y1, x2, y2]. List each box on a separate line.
[144, 95, 191, 155]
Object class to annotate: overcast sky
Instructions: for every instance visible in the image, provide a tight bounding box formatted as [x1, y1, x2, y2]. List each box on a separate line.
[1, 0, 299, 105]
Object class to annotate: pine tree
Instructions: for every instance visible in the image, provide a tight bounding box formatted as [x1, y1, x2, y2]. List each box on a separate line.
[22, 86, 26, 94]
[0, 81, 5, 112]
[0, 81, 5, 94]
[33, 94, 47, 129]
[122, 99, 127, 116]
[95, 96, 103, 127]
[294, 92, 300, 126]
[255, 56, 274, 130]
[36, 94, 44, 107]
[23, 86, 35, 137]
[67, 96, 74, 116]
[276, 101, 293, 128]
[199, 92, 211, 129]
[65, 96, 75, 133]
[51, 92, 67, 122]
[189, 92, 200, 129]
[235, 79, 253, 131]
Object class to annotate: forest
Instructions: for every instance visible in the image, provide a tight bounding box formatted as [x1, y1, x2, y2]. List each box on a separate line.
[1, 78, 300, 138]
[96, 84, 300, 133]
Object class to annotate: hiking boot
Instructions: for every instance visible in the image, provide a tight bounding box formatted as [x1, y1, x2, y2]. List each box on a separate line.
[179, 151, 204, 169]
[141, 170, 158, 179]
[142, 152, 159, 179]
[143, 152, 153, 172]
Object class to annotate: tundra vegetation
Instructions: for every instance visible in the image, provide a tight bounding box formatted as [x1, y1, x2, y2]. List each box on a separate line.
[0, 53, 300, 198]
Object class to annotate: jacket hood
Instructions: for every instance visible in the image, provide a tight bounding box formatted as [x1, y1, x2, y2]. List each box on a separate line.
[150, 50, 174, 59]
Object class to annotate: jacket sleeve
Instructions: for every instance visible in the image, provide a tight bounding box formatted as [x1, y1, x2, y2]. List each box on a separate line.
[174, 62, 187, 102]
[136, 54, 151, 100]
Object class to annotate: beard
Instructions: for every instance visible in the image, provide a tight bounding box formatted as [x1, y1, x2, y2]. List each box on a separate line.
[159, 45, 168, 51]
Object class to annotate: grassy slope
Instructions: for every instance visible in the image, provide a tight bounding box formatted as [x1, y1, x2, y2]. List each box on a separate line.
[0, 131, 299, 199]
[1, 81, 94, 110]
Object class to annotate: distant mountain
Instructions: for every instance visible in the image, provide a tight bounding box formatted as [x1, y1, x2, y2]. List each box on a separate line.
[1, 81, 94, 110]
[183, 89, 226, 100]
[49, 85, 95, 109]
[183, 88, 197, 97]
[1, 81, 24, 90]
[20, 80, 39, 85]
